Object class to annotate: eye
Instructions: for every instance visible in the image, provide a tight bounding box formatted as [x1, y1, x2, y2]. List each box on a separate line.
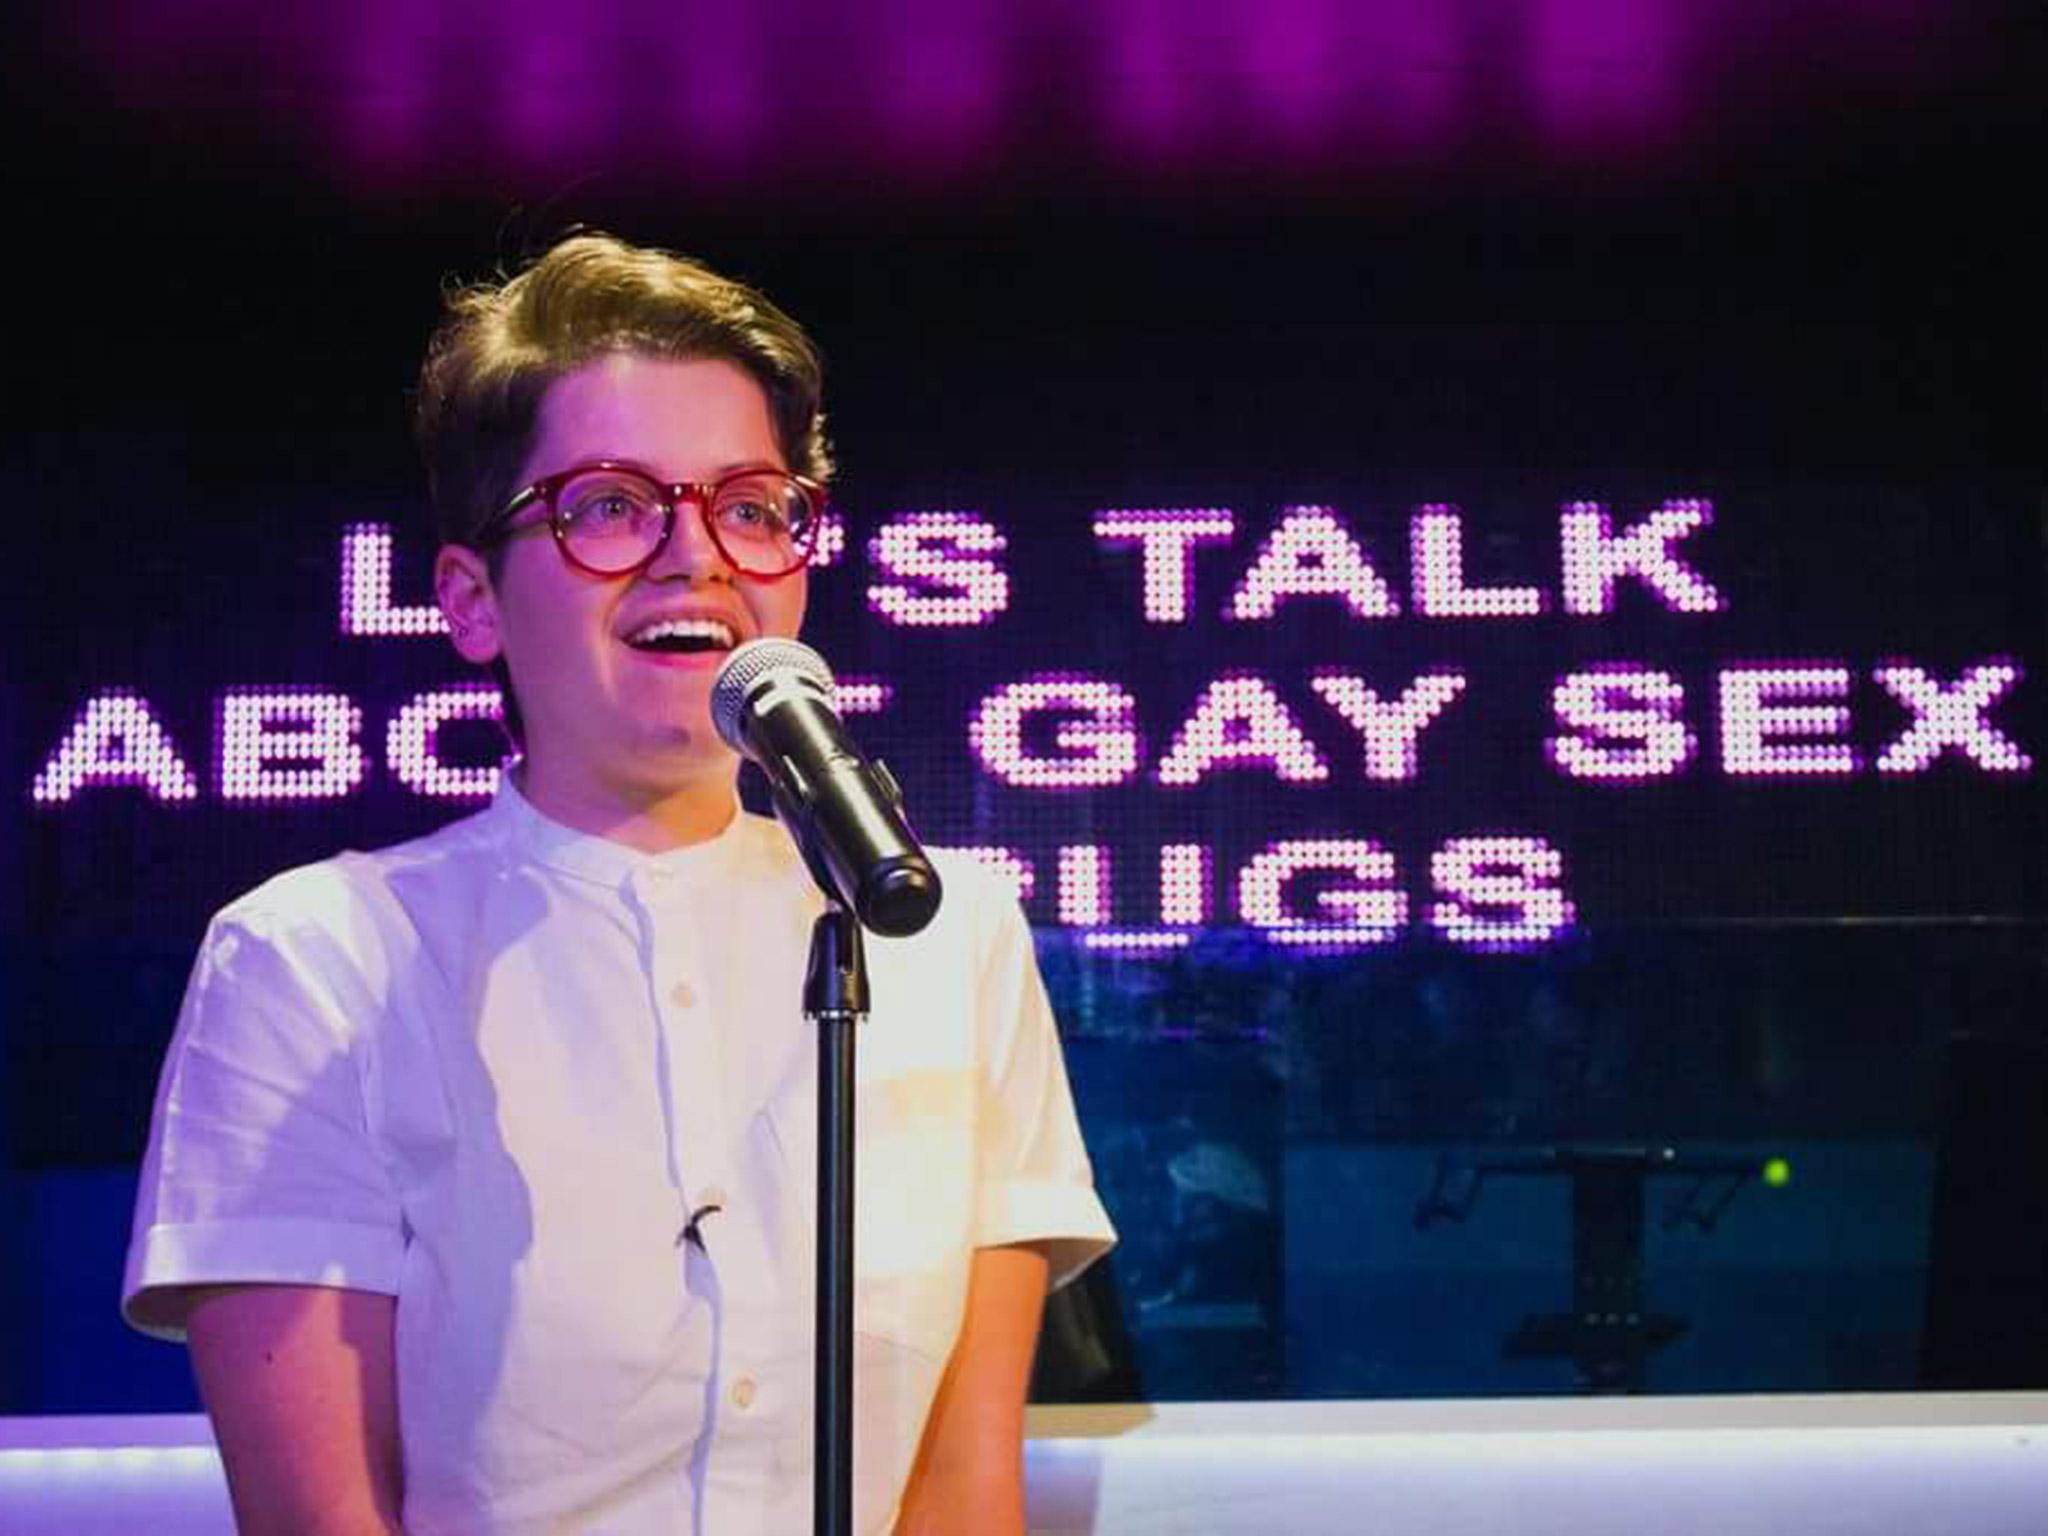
[714, 476, 813, 541]
[559, 472, 661, 534]
[583, 493, 638, 524]
[722, 497, 783, 532]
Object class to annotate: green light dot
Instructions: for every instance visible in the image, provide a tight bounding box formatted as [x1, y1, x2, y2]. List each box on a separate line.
[1763, 1157, 1791, 1188]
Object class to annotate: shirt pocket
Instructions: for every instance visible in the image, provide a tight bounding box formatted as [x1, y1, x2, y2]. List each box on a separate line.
[765, 1066, 976, 1362]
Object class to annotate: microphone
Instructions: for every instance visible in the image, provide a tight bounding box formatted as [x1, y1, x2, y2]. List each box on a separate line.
[710, 638, 943, 937]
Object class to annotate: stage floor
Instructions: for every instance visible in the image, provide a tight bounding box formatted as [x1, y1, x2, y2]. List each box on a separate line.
[4, 1393, 2044, 1534]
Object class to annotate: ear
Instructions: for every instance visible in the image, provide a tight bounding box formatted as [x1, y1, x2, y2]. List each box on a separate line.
[435, 545, 504, 664]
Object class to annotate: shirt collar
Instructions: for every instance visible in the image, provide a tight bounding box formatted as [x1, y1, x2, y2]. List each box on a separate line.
[488, 762, 754, 891]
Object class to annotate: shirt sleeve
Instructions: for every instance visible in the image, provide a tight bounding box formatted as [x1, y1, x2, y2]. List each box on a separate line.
[122, 885, 406, 1341]
[970, 885, 1117, 1290]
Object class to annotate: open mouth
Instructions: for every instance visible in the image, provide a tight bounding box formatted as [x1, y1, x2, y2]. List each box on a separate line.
[623, 617, 738, 656]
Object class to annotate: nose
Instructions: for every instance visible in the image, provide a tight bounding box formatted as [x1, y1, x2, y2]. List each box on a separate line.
[646, 491, 734, 582]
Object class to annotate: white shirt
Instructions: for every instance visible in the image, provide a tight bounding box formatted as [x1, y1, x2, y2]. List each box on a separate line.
[123, 779, 1115, 1534]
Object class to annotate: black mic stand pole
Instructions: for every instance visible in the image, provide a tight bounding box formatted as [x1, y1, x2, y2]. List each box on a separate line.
[803, 902, 864, 1536]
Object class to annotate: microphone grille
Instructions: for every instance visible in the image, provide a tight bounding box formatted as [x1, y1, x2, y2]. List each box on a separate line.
[710, 638, 836, 752]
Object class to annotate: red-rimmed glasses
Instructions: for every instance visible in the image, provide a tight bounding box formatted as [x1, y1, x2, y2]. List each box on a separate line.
[475, 460, 823, 580]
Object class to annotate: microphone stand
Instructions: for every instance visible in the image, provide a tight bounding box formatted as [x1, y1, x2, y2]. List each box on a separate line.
[737, 703, 938, 1536]
[802, 901, 865, 1536]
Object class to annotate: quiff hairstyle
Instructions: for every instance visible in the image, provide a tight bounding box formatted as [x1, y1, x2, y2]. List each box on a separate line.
[416, 231, 832, 553]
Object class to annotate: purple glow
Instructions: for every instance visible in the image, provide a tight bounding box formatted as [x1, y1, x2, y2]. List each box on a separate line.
[341, 524, 446, 637]
[1560, 499, 1724, 616]
[495, 8, 609, 181]
[1309, 671, 1468, 781]
[1156, 675, 1331, 786]
[1411, 506, 1546, 618]
[31, 692, 200, 805]
[867, 512, 1010, 627]
[1873, 662, 2031, 775]
[810, 512, 849, 571]
[661, 4, 773, 179]
[1719, 664, 1858, 776]
[217, 691, 368, 801]
[933, 845, 1035, 904]
[969, 675, 1141, 788]
[68, 3, 1958, 192]
[1228, 508, 1399, 621]
[1429, 835, 1575, 949]
[834, 677, 893, 715]
[1528, 0, 1685, 150]
[1159, 842, 1211, 925]
[386, 686, 505, 798]
[1549, 665, 1694, 780]
[1239, 837, 1405, 948]
[1081, 929, 1191, 953]
[1094, 509, 1237, 623]
[874, 0, 1009, 175]
[1057, 844, 1113, 926]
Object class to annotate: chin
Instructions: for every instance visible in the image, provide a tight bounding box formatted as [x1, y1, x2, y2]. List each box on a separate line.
[627, 729, 737, 780]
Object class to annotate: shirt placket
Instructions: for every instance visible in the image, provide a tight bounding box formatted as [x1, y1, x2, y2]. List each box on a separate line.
[625, 868, 732, 1257]
[629, 866, 767, 1534]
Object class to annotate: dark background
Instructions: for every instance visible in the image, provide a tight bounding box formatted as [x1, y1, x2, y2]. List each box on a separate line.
[2, 0, 2044, 1410]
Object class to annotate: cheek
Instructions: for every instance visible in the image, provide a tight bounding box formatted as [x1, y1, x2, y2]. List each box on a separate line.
[758, 573, 808, 638]
[496, 565, 617, 684]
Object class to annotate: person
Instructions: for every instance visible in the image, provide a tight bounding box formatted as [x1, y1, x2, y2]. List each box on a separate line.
[121, 232, 1116, 1535]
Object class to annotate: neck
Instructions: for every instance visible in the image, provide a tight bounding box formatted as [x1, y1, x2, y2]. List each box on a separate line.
[512, 755, 741, 852]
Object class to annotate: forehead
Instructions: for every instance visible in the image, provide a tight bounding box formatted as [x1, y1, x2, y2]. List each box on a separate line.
[522, 353, 782, 479]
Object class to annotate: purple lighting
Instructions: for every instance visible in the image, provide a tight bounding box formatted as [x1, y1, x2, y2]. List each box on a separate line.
[1429, 835, 1575, 949]
[1239, 838, 1406, 948]
[1228, 509, 1399, 621]
[32, 692, 200, 805]
[1718, 664, 1858, 777]
[934, 845, 1035, 904]
[1528, 0, 1684, 148]
[867, 512, 1010, 627]
[1158, 843, 1211, 925]
[1561, 499, 1724, 616]
[386, 686, 505, 798]
[970, 676, 1142, 788]
[1549, 665, 1694, 780]
[1309, 671, 1468, 782]
[342, 524, 446, 638]
[1057, 844, 1113, 926]
[63, 2, 1960, 193]
[217, 691, 368, 801]
[1874, 662, 2031, 775]
[811, 512, 849, 571]
[1156, 675, 1331, 786]
[1094, 509, 1237, 623]
[1081, 930, 1192, 954]
[1412, 507, 1546, 619]
[834, 677, 893, 716]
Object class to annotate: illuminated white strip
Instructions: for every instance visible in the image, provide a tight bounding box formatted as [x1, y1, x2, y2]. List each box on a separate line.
[1081, 929, 1191, 952]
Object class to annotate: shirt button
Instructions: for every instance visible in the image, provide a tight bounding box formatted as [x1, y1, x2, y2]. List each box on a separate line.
[669, 980, 696, 1007]
[730, 1375, 758, 1410]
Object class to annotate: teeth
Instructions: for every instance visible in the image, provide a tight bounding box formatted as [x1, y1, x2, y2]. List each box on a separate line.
[627, 617, 736, 648]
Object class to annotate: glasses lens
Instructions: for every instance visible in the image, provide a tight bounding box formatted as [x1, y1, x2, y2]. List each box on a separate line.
[709, 473, 819, 574]
[554, 469, 667, 572]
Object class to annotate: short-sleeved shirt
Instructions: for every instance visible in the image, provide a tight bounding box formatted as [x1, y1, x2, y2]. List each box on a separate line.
[122, 779, 1115, 1535]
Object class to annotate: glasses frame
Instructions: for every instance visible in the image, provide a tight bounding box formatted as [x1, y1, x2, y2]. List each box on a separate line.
[475, 459, 825, 581]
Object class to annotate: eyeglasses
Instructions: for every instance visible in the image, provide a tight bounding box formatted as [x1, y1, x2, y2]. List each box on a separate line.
[476, 460, 824, 580]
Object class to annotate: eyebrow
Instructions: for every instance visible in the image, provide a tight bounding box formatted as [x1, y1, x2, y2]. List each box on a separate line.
[594, 456, 790, 482]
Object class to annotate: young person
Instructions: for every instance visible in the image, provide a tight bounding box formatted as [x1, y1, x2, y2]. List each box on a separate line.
[123, 233, 1116, 1535]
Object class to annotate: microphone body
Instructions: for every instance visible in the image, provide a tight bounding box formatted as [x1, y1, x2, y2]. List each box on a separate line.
[711, 639, 943, 937]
